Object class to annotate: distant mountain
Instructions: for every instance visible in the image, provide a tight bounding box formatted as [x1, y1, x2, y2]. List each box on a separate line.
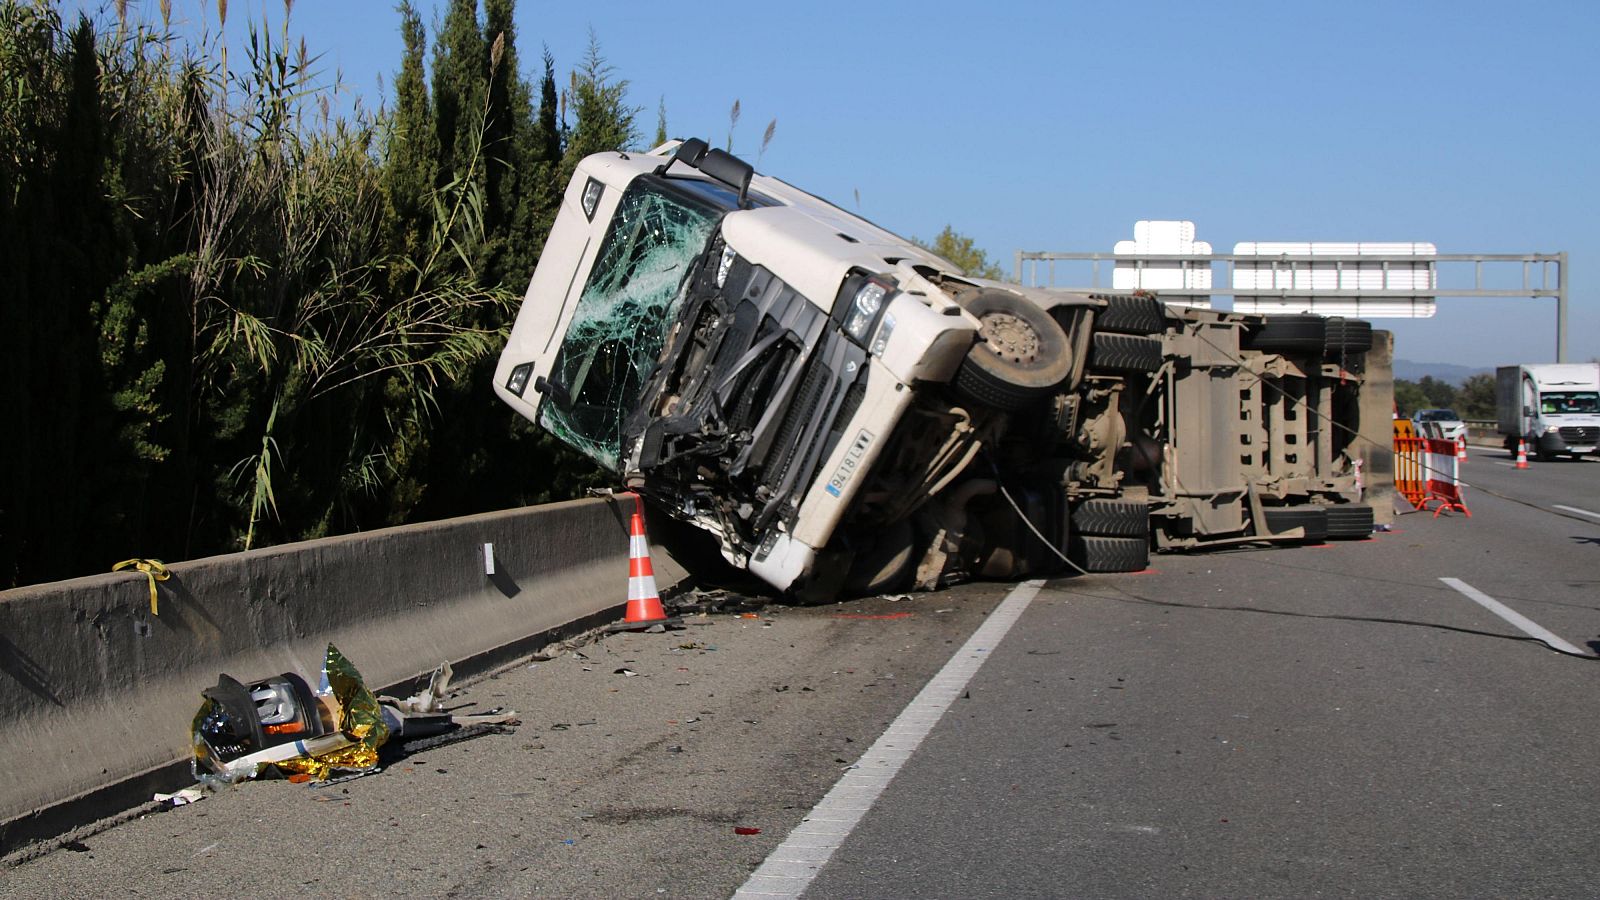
[1393, 359, 1492, 385]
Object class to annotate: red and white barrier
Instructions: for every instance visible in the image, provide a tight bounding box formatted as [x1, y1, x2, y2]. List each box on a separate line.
[1393, 421, 1471, 517]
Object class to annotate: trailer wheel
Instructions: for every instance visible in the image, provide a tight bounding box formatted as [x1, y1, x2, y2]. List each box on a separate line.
[952, 291, 1073, 411]
[1071, 498, 1149, 537]
[1094, 294, 1166, 336]
[1067, 535, 1149, 573]
[1325, 503, 1374, 539]
[1262, 505, 1329, 543]
[1087, 333, 1162, 374]
[1323, 318, 1373, 355]
[1243, 315, 1325, 353]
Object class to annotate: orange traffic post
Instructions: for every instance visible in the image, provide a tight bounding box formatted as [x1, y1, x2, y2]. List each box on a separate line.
[1456, 435, 1467, 462]
[1515, 439, 1530, 470]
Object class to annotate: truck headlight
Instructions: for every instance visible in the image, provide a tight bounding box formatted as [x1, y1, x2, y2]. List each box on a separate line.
[581, 178, 604, 221]
[844, 283, 888, 342]
[505, 362, 533, 397]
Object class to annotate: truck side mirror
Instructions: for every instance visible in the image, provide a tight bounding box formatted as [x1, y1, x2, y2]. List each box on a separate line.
[534, 375, 572, 410]
[653, 138, 709, 176]
[697, 148, 753, 208]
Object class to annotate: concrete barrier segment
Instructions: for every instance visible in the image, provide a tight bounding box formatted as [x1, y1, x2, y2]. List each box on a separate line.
[0, 495, 687, 856]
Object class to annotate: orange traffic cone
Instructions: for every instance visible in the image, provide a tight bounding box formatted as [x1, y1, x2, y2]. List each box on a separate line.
[612, 501, 678, 631]
[1457, 435, 1468, 462]
[1515, 439, 1530, 470]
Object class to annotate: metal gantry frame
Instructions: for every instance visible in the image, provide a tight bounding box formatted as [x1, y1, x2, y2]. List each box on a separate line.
[1015, 250, 1570, 361]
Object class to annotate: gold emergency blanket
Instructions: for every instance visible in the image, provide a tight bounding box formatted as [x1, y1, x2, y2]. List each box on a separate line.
[275, 644, 390, 780]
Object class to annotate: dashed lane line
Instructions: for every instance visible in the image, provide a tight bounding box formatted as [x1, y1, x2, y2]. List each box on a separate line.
[732, 580, 1044, 898]
[1553, 504, 1600, 521]
[1440, 577, 1588, 656]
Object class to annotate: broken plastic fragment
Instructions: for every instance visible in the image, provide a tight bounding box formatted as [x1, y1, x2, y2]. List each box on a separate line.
[734, 827, 761, 836]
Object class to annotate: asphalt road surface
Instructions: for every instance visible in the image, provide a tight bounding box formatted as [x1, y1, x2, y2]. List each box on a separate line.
[4, 454, 1596, 898]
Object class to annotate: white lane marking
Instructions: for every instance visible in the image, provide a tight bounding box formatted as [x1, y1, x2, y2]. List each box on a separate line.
[733, 580, 1044, 899]
[1439, 577, 1588, 656]
[1554, 504, 1600, 521]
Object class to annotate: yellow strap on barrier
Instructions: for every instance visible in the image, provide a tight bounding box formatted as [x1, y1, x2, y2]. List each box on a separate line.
[112, 558, 170, 615]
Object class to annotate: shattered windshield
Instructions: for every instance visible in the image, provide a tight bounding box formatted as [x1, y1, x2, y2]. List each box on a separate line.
[539, 177, 722, 470]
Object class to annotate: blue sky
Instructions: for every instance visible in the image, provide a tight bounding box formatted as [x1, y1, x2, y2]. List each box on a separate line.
[92, 0, 1598, 367]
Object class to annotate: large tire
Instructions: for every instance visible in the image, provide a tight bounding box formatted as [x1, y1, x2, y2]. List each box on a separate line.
[1094, 294, 1165, 335]
[1071, 498, 1149, 537]
[1325, 504, 1374, 539]
[1323, 318, 1373, 355]
[1087, 333, 1162, 374]
[1244, 314, 1326, 353]
[1262, 505, 1329, 543]
[952, 291, 1074, 411]
[1068, 535, 1149, 573]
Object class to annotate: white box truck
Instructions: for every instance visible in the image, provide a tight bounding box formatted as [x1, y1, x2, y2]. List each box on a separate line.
[494, 140, 1394, 599]
[1496, 364, 1600, 459]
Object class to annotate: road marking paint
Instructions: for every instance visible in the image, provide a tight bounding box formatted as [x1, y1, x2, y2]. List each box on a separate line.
[733, 580, 1044, 899]
[1439, 577, 1588, 656]
[1490, 461, 1514, 468]
[1553, 504, 1600, 521]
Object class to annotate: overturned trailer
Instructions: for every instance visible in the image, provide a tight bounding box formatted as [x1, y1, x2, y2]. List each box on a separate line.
[494, 139, 1393, 599]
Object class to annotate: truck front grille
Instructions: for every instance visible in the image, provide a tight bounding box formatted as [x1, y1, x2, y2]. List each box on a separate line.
[1558, 426, 1599, 444]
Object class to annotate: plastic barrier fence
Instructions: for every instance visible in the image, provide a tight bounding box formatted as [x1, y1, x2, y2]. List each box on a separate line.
[1393, 420, 1470, 517]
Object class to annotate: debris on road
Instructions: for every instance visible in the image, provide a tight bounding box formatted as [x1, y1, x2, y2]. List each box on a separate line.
[190, 643, 389, 785]
[162, 645, 519, 805]
[666, 587, 767, 616]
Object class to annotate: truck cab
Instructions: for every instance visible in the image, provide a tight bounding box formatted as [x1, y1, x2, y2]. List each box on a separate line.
[496, 140, 1391, 597]
[1497, 364, 1600, 459]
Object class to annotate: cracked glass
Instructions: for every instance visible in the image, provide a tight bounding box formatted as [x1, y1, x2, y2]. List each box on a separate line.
[540, 178, 720, 471]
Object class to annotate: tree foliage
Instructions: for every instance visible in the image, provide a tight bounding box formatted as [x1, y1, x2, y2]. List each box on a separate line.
[1393, 374, 1493, 418]
[0, 0, 643, 588]
[914, 225, 1005, 280]
[1456, 373, 1495, 420]
[559, 31, 637, 186]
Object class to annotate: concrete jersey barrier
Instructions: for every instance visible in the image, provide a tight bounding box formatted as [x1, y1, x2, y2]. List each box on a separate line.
[0, 496, 683, 855]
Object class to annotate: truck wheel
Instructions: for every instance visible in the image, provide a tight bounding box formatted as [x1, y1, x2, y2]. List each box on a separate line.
[1067, 535, 1149, 573]
[1094, 294, 1165, 335]
[1071, 498, 1149, 537]
[1323, 318, 1372, 355]
[1325, 503, 1374, 539]
[1243, 315, 1325, 353]
[952, 291, 1074, 411]
[1262, 505, 1329, 543]
[1087, 333, 1162, 374]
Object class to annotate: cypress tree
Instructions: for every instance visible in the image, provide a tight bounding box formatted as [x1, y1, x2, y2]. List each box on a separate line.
[481, 0, 537, 288]
[382, 0, 437, 275]
[527, 46, 562, 257]
[560, 32, 638, 190]
[431, 0, 485, 193]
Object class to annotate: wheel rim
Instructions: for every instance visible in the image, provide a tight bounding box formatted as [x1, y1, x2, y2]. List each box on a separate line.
[979, 311, 1040, 364]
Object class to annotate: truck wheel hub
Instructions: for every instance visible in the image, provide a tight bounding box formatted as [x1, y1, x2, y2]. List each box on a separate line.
[979, 312, 1039, 363]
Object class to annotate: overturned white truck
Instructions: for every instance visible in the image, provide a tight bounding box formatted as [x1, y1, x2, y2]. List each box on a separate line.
[494, 140, 1394, 599]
